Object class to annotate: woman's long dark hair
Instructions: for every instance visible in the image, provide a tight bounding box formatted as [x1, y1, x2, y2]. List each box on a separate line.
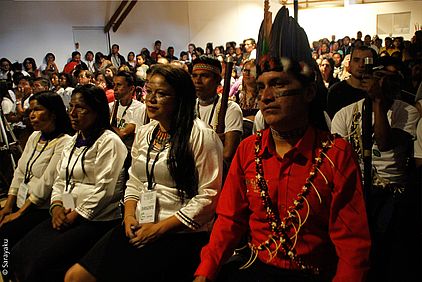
[149, 64, 198, 201]
[71, 84, 112, 174]
[28, 91, 73, 138]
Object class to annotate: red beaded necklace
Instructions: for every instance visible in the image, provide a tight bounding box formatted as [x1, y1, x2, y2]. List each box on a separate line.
[241, 130, 334, 274]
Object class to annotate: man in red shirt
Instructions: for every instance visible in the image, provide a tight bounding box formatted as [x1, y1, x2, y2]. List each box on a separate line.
[194, 55, 371, 282]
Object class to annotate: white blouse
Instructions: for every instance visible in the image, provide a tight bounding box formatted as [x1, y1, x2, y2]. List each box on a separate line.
[124, 119, 223, 232]
[51, 130, 127, 221]
[9, 131, 72, 208]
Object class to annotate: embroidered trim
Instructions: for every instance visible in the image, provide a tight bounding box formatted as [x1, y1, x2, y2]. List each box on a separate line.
[241, 130, 335, 274]
[192, 63, 221, 76]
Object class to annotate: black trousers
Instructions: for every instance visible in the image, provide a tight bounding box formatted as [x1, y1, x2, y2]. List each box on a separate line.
[217, 256, 328, 282]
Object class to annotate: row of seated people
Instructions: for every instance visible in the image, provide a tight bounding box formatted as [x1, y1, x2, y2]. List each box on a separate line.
[0, 51, 420, 281]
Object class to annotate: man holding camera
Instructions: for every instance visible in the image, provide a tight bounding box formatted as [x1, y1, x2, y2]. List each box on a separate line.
[326, 46, 377, 119]
[331, 56, 420, 281]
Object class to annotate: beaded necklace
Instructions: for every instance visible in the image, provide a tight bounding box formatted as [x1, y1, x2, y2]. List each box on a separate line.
[241, 130, 335, 273]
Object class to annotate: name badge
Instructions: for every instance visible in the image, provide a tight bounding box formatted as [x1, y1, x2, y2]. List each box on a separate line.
[62, 192, 75, 210]
[17, 183, 29, 208]
[137, 190, 157, 224]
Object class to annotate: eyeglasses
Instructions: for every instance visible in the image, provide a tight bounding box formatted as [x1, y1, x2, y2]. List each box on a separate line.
[145, 91, 174, 103]
[68, 104, 90, 115]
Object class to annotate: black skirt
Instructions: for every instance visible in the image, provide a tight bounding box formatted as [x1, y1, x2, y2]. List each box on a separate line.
[79, 224, 209, 282]
[10, 217, 119, 282]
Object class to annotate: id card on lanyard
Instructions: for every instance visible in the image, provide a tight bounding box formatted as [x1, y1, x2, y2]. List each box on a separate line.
[137, 126, 168, 223]
[18, 136, 49, 208]
[63, 142, 86, 210]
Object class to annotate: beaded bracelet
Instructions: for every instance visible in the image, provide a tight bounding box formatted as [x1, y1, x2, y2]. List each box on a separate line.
[49, 203, 63, 216]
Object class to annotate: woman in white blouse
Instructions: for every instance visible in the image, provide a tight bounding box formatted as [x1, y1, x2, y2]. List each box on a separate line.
[0, 91, 73, 279]
[65, 64, 223, 281]
[10, 85, 127, 281]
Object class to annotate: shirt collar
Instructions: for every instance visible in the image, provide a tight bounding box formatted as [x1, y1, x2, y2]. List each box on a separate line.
[258, 126, 316, 161]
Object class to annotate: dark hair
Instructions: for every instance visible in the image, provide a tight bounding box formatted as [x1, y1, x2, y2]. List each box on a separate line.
[85, 51, 94, 61]
[95, 72, 114, 90]
[351, 45, 379, 65]
[154, 40, 162, 46]
[71, 84, 112, 174]
[112, 44, 119, 49]
[44, 53, 55, 62]
[127, 51, 135, 60]
[0, 81, 12, 101]
[59, 72, 74, 88]
[23, 57, 37, 72]
[72, 51, 81, 60]
[34, 77, 50, 89]
[195, 47, 204, 56]
[192, 55, 222, 77]
[116, 71, 134, 87]
[148, 64, 198, 201]
[94, 52, 104, 64]
[28, 91, 73, 138]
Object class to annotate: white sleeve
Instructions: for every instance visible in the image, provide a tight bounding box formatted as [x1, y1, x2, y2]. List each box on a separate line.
[75, 134, 127, 220]
[29, 135, 72, 206]
[224, 101, 243, 134]
[331, 108, 350, 137]
[175, 126, 223, 230]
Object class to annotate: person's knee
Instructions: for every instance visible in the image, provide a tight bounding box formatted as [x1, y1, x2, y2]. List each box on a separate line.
[65, 263, 96, 282]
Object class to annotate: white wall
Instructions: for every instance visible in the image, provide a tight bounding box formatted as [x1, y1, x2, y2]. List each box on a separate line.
[0, 0, 421, 69]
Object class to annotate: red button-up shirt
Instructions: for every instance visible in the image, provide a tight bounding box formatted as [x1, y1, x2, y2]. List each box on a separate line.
[196, 127, 371, 281]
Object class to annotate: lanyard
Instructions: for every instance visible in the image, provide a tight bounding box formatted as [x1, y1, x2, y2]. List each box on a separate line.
[65, 137, 88, 192]
[117, 99, 133, 128]
[196, 96, 219, 127]
[145, 126, 169, 191]
[23, 135, 49, 184]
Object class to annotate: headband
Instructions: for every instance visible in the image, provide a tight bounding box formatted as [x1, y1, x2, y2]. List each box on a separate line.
[192, 63, 221, 76]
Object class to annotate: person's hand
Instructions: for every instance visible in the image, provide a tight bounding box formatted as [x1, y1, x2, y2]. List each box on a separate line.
[193, 276, 209, 282]
[124, 214, 139, 239]
[0, 208, 12, 224]
[0, 211, 21, 228]
[361, 74, 383, 102]
[129, 222, 163, 248]
[64, 210, 79, 226]
[51, 205, 67, 230]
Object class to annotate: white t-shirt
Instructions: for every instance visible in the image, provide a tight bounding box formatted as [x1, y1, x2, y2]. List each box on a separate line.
[331, 98, 420, 185]
[109, 99, 147, 130]
[196, 96, 243, 134]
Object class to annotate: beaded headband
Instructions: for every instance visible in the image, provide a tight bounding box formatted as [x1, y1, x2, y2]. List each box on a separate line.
[192, 63, 221, 76]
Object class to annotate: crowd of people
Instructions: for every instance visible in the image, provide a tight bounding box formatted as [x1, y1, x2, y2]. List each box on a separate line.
[0, 24, 421, 282]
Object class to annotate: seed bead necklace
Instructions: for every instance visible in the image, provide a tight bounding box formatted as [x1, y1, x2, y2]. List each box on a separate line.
[240, 130, 335, 274]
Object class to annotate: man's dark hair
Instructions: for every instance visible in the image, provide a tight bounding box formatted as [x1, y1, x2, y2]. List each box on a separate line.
[116, 71, 134, 87]
[72, 51, 81, 59]
[351, 45, 379, 66]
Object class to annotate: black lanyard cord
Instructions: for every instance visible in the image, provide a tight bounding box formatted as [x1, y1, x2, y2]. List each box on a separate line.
[196, 96, 219, 126]
[24, 135, 49, 184]
[65, 137, 88, 192]
[145, 126, 170, 191]
[117, 99, 133, 128]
